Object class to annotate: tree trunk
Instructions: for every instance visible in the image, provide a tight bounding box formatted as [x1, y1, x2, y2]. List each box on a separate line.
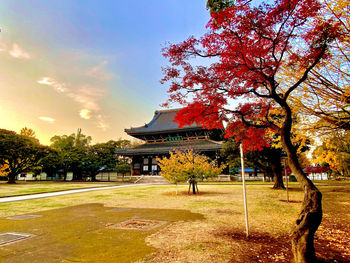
[192, 181, 197, 194]
[7, 172, 16, 184]
[91, 172, 98, 182]
[281, 129, 322, 263]
[271, 160, 285, 189]
[188, 180, 197, 195]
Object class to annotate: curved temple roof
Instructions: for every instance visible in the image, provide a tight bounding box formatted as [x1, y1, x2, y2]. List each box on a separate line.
[117, 139, 223, 156]
[125, 109, 201, 136]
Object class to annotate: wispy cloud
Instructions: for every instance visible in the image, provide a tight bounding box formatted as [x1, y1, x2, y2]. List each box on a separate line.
[9, 43, 31, 59]
[38, 61, 109, 124]
[37, 76, 107, 123]
[67, 86, 104, 112]
[37, 77, 66, 93]
[97, 114, 109, 131]
[79, 109, 92, 120]
[86, 60, 112, 81]
[39, 116, 55, 123]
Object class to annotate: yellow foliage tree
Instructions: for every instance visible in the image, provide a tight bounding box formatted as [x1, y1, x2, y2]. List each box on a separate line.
[284, 0, 350, 132]
[157, 149, 225, 194]
[313, 130, 350, 176]
[0, 164, 9, 177]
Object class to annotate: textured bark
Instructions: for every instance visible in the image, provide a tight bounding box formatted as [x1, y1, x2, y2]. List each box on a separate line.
[7, 172, 16, 184]
[271, 159, 285, 189]
[91, 173, 98, 182]
[188, 180, 198, 194]
[192, 182, 196, 194]
[281, 127, 322, 263]
[291, 187, 322, 263]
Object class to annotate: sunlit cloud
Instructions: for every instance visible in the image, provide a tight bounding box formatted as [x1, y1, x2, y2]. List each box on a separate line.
[37, 77, 66, 93]
[0, 42, 6, 53]
[79, 109, 92, 119]
[39, 116, 55, 123]
[38, 76, 107, 127]
[86, 60, 113, 81]
[9, 43, 31, 59]
[67, 85, 105, 112]
[97, 114, 109, 131]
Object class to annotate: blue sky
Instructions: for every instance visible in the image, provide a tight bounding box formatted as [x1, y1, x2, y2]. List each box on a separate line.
[0, 0, 210, 144]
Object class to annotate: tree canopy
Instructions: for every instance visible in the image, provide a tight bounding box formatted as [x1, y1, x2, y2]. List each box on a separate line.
[157, 149, 225, 194]
[0, 129, 48, 183]
[289, 0, 350, 132]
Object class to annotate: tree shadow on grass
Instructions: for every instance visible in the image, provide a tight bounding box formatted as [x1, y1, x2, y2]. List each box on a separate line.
[162, 190, 229, 196]
[279, 199, 302, 203]
[214, 227, 349, 263]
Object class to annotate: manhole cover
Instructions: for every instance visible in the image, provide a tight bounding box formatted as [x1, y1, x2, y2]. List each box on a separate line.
[6, 215, 42, 220]
[106, 208, 131, 212]
[0, 233, 34, 246]
[106, 219, 167, 230]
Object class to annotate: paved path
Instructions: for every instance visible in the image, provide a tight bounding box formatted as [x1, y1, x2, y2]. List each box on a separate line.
[0, 183, 166, 203]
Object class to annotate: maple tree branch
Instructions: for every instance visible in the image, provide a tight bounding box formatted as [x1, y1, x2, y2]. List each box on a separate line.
[284, 44, 328, 100]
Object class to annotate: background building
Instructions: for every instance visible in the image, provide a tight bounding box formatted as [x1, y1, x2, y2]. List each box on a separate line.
[118, 109, 224, 175]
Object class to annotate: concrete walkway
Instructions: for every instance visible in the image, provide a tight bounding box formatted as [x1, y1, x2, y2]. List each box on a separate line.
[0, 183, 166, 203]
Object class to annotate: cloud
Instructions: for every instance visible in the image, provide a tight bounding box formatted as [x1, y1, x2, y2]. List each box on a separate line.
[38, 77, 66, 93]
[0, 42, 6, 53]
[39, 116, 55, 123]
[9, 43, 31, 59]
[86, 60, 112, 81]
[97, 115, 109, 131]
[37, 76, 107, 123]
[67, 85, 105, 112]
[79, 109, 92, 119]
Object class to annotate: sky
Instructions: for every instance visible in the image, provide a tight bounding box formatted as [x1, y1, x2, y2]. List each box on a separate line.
[0, 0, 210, 145]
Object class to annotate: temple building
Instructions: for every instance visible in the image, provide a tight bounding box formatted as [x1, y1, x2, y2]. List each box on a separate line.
[118, 109, 224, 175]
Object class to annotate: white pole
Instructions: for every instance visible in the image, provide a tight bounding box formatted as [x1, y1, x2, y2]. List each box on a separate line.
[284, 158, 289, 203]
[240, 144, 249, 238]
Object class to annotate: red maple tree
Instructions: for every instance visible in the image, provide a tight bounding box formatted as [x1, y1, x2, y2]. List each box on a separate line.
[161, 0, 342, 262]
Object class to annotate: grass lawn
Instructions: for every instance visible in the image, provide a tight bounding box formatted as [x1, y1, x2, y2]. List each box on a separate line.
[0, 181, 349, 262]
[0, 181, 120, 197]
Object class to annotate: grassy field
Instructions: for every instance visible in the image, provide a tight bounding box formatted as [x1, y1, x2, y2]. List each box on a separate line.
[0, 181, 120, 197]
[0, 181, 349, 262]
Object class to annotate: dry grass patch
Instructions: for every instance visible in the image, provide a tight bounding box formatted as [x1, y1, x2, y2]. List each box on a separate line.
[0, 182, 349, 262]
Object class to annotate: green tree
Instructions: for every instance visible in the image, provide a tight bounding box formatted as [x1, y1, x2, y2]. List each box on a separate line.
[39, 149, 62, 177]
[20, 127, 36, 139]
[221, 139, 285, 188]
[84, 140, 128, 181]
[115, 162, 131, 181]
[206, 0, 234, 13]
[0, 129, 48, 183]
[49, 129, 91, 180]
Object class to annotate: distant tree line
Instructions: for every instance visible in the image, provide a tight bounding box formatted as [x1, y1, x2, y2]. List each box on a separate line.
[0, 127, 131, 183]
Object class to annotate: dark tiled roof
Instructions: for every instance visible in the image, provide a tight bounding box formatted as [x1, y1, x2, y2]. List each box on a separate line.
[125, 109, 201, 135]
[117, 139, 222, 156]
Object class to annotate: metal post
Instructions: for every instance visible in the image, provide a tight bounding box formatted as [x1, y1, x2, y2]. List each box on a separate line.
[284, 158, 289, 203]
[240, 144, 249, 238]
